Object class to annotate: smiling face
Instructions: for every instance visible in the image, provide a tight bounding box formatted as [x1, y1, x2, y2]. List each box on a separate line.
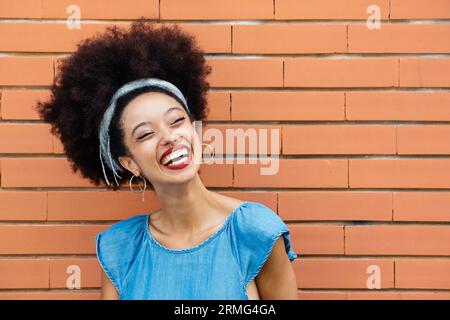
[118, 91, 201, 187]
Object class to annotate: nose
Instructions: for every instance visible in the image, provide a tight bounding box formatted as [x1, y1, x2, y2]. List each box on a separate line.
[159, 124, 180, 147]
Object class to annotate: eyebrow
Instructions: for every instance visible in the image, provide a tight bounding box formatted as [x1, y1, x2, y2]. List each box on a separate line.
[130, 106, 182, 137]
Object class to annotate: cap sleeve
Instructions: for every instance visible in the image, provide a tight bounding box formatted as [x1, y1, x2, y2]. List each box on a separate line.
[230, 202, 298, 286]
[95, 214, 146, 297]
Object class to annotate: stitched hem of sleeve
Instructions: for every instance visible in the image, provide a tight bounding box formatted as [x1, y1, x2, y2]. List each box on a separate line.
[229, 241, 248, 300]
[286, 235, 298, 262]
[229, 240, 246, 288]
[243, 229, 294, 289]
[96, 233, 122, 298]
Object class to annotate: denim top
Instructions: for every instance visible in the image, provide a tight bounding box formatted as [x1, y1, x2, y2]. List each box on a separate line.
[95, 201, 298, 300]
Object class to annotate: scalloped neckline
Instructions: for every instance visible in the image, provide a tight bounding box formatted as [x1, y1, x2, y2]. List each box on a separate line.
[144, 201, 249, 253]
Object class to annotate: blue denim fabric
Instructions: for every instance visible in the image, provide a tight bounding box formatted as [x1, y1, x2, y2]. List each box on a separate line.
[95, 201, 298, 300]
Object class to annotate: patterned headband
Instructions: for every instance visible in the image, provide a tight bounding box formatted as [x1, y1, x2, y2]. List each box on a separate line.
[98, 78, 191, 186]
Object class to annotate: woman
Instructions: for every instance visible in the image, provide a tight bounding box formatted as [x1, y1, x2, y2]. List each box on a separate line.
[36, 20, 298, 300]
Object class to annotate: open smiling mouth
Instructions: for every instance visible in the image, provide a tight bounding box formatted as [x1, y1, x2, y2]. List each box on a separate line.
[160, 146, 193, 170]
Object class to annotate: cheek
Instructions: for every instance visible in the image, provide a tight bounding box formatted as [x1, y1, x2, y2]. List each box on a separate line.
[133, 140, 158, 164]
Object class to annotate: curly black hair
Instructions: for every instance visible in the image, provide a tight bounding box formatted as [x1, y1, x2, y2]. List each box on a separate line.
[35, 20, 212, 191]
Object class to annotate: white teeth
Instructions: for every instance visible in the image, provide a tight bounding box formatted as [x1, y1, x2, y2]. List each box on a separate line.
[170, 154, 188, 166]
[161, 147, 189, 166]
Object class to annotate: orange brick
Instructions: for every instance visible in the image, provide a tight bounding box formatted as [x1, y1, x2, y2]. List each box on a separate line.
[349, 24, 450, 53]
[296, 258, 394, 289]
[301, 290, 450, 300]
[234, 159, 348, 188]
[0, 123, 53, 154]
[161, 0, 273, 20]
[0, 224, 107, 254]
[284, 58, 398, 87]
[290, 224, 345, 254]
[219, 191, 278, 212]
[398, 125, 450, 154]
[166, 23, 232, 54]
[0, 291, 100, 300]
[0, 23, 108, 53]
[208, 58, 283, 88]
[395, 259, 450, 289]
[232, 91, 344, 121]
[0, 191, 47, 221]
[1, 89, 51, 120]
[42, 0, 158, 19]
[205, 91, 230, 120]
[52, 137, 64, 154]
[391, 0, 450, 19]
[199, 163, 234, 187]
[276, 0, 390, 20]
[0, 57, 54, 86]
[283, 125, 396, 154]
[0, 0, 42, 18]
[47, 191, 160, 221]
[400, 59, 450, 87]
[0, 259, 49, 289]
[0, 158, 93, 188]
[346, 291, 450, 300]
[50, 258, 101, 288]
[346, 91, 450, 121]
[279, 192, 392, 221]
[298, 291, 347, 300]
[233, 24, 347, 54]
[201, 124, 281, 155]
[349, 159, 450, 188]
[394, 192, 450, 222]
[345, 225, 450, 255]
[0, 22, 231, 54]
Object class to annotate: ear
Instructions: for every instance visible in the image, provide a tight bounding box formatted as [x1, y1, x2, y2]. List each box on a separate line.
[118, 155, 140, 176]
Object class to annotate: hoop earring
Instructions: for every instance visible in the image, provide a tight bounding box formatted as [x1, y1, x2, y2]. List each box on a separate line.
[200, 143, 215, 164]
[129, 174, 147, 202]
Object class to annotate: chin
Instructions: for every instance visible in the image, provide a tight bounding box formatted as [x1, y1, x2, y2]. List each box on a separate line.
[157, 160, 199, 183]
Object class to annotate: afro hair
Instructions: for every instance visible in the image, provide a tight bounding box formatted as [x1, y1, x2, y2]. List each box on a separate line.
[35, 20, 212, 191]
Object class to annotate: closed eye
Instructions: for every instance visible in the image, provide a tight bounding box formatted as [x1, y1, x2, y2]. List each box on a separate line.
[137, 117, 185, 141]
[172, 117, 185, 125]
[138, 132, 154, 140]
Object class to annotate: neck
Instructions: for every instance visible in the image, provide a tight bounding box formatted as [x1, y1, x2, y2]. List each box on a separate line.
[152, 174, 220, 234]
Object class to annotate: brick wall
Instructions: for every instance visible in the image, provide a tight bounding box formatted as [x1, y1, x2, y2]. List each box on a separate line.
[1, 0, 450, 299]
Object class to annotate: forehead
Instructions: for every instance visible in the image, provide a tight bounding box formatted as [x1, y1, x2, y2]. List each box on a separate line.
[121, 91, 183, 125]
